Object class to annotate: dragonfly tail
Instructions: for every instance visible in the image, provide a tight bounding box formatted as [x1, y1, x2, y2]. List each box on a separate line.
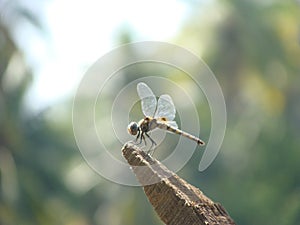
[158, 123, 205, 146]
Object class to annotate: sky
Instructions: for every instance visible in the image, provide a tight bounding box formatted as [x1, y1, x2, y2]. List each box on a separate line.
[22, 0, 190, 111]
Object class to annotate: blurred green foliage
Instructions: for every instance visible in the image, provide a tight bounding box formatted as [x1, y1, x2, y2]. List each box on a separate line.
[0, 1, 300, 225]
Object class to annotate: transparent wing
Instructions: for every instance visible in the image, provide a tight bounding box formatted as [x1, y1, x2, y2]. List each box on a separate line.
[154, 94, 176, 121]
[166, 120, 178, 129]
[137, 82, 157, 117]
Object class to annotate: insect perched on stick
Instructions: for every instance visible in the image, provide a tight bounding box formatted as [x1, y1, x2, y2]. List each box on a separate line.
[128, 82, 205, 152]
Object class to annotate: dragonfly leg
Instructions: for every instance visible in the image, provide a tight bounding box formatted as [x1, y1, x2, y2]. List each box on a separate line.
[142, 132, 147, 145]
[137, 131, 147, 146]
[136, 130, 140, 143]
[145, 132, 156, 146]
[135, 130, 145, 147]
[145, 132, 157, 154]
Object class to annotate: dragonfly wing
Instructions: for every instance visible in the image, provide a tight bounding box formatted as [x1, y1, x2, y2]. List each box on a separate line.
[154, 94, 176, 121]
[156, 119, 178, 134]
[166, 120, 178, 129]
[137, 82, 157, 117]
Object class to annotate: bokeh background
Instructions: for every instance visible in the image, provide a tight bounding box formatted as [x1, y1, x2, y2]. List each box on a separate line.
[1, 0, 300, 224]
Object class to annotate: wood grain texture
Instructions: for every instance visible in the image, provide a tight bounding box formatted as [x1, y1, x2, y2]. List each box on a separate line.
[122, 142, 236, 225]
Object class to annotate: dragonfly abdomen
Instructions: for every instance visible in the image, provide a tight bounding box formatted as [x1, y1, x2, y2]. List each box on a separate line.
[157, 122, 205, 146]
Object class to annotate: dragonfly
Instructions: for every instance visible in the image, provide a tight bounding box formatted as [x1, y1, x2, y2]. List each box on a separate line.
[127, 82, 205, 152]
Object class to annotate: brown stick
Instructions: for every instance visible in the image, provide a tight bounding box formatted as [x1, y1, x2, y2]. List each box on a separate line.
[122, 142, 236, 225]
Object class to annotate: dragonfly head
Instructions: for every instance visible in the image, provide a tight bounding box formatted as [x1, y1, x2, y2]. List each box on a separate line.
[127, 122, 139, 136]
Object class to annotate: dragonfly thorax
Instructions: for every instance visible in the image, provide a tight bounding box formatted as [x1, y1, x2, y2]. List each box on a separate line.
[139, 117, 152, 133]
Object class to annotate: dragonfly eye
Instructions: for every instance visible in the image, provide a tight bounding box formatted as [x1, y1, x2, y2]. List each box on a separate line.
[128, 122, 138, 135]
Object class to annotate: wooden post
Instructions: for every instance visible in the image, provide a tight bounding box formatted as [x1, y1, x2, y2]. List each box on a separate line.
[122, 142, 236, 225]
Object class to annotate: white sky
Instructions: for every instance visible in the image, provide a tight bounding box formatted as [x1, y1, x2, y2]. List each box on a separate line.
[23, 0, 190, 110]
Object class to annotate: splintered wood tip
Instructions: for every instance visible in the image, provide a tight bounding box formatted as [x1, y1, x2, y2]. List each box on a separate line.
[122, 142, 236, 225]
